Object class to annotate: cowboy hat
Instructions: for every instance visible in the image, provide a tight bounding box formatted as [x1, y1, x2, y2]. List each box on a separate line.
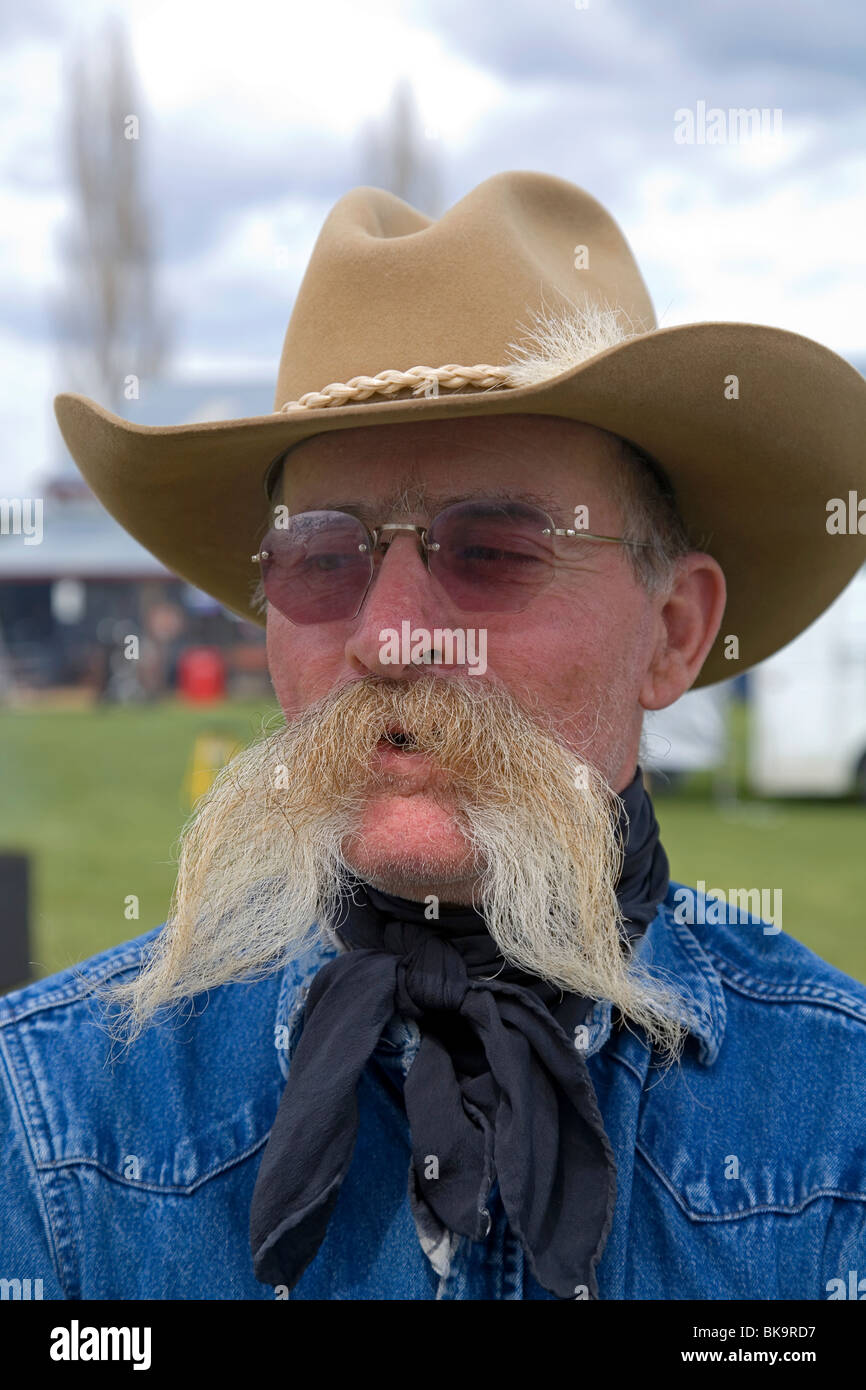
[54, 169, 866, 687]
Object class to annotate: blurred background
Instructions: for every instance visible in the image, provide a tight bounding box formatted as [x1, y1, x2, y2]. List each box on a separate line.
[0, 0, 864, 990]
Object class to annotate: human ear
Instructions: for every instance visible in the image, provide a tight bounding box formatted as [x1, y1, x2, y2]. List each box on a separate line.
[639, 553, 727, 710]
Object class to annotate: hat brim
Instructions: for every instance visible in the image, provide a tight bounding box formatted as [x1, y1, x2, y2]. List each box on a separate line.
[54, 320, 866, 688]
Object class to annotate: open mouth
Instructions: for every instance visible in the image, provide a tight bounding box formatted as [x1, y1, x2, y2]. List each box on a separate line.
[381, 725, 418, 750]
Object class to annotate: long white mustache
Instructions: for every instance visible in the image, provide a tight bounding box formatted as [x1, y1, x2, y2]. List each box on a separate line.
[98, 675, 692, 1060]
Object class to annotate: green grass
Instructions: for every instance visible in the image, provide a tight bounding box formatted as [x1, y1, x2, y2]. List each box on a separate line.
[0, 698, 280, 981]
[648, 700, 866, 980]
[654, 795, 866, 981]
[0, 698, 863, 988]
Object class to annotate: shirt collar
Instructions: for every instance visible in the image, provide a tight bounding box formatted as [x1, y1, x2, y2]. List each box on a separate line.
[628, 881, 727, 1065]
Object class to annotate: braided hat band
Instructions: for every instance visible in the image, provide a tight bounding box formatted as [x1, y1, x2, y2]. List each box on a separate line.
[277, 363, 515, 412]
[275, 299, 645, 413]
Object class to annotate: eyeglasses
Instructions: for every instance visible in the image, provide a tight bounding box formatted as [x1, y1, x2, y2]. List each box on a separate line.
[251, 499, 652, 625]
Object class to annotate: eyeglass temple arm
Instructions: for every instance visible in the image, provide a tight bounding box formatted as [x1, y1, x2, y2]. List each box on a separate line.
[546, 528, 653, 547]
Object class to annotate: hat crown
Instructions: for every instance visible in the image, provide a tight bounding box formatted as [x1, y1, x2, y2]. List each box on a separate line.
[273, 170, 656, 410]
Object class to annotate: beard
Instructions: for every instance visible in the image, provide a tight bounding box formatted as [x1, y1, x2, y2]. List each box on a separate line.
[101, 674, 691, 1060]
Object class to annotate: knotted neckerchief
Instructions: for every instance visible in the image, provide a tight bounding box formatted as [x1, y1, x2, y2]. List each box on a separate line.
[250, 765, 668, 1299]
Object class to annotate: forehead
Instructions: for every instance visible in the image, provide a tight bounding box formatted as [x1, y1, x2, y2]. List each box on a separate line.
[276, 414, 623, 523]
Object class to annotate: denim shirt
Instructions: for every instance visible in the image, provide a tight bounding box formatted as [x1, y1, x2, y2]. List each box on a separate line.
[2, 881, 865, 1301]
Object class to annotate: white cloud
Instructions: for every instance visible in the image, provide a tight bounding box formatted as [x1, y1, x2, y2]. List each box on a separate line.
[0, 332, 59, 494]
[629, 152, 866, 355]
[128, 0, 500, 141]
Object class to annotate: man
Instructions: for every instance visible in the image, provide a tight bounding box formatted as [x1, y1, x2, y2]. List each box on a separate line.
[2, 171, 865, 1300]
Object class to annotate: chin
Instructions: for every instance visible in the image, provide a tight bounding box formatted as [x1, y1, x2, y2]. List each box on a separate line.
[352, 867, 478, 907]
[342, 801, 479, 903]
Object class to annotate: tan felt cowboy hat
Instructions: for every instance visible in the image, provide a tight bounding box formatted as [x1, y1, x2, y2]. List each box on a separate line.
[54, 169, 866, 687]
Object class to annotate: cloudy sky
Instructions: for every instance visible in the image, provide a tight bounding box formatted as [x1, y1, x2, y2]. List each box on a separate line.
[1, 0, 864, 494]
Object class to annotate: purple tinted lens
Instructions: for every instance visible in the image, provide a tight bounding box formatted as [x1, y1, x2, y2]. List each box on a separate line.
[427, 500, 555, 612]
[259, 511, 371, 623]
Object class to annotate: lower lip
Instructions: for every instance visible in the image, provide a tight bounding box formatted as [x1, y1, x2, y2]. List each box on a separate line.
[374, 738, 434, 771]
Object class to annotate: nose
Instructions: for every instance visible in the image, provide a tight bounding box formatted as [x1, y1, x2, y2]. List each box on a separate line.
[344, 530, 458, 678]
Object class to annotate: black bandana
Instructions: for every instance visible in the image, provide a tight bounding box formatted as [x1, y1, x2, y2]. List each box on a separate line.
[250, 765, 668, 1299]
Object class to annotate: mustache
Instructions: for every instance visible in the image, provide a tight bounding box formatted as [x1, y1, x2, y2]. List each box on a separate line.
[288, 674, 550, 787]
[94, 674, 691, 1063]
[280, 674, 614, 821]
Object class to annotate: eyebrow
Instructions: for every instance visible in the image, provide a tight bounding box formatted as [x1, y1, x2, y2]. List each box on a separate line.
[287, 488, 570, 526]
